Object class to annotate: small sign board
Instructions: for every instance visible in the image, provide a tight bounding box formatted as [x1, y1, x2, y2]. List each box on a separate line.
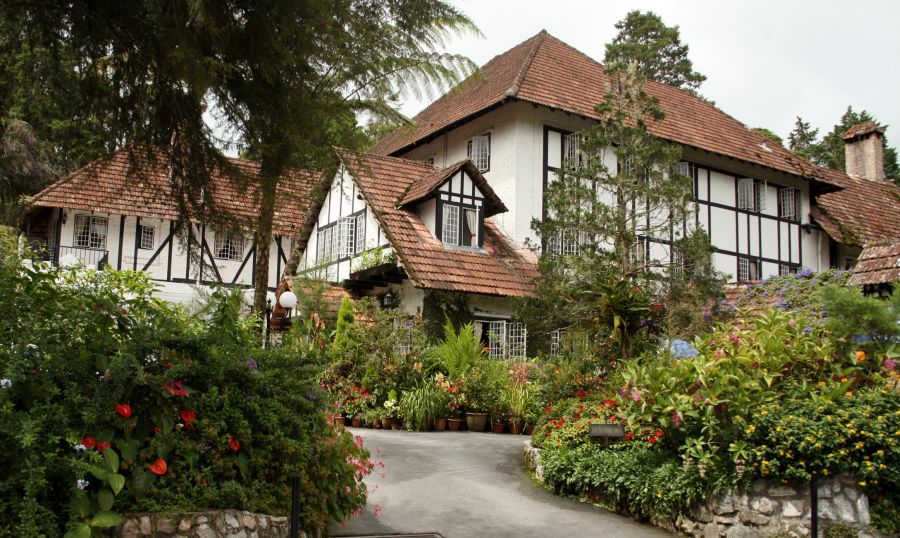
[589, 423, 625, 440]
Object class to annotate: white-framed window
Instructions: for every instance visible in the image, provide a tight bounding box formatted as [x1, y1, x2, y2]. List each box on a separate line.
[507, 322, 527, 359]
[442, 204, 460, 246]
[563, 132, 581, 168]
[779, 264, 798, 276]
[738, 178, 766, 212]
[738, 257, 759, 282]
[138, 224, 155, 250]
[630, 237, 648, 268]
[214, 232, 244, 261]
[317, 225, 337, 264]
[674, 161, 695, 197]
[462, 208, 479, 247]
[338, 216, 356, 259]
[475, 320, 528, 359]
[672, 247, 684, 274]
[423, 156, 435, 166]
[393, 317, 414, 356]
[778, 187, 799, 221]
[550, 329, 564, 358]
[354, 212, 366, 254]
[548, 229, 590, 256]
[467, 134, 491, 172]
[73, 215, 108, 250]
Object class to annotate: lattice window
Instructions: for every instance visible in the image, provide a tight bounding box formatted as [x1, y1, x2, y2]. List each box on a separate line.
[214, 232, 244, 261]
[507, 323, 527, 358]
[563, 132, 581, 168]
[738, 258, 759, 282]
[550, 329, 564, 358]
[487, 320, 506, 359]
[467, 134, 491, 172]
[672, 247, 684, 274]
[630, 237, 648, 268]
[73, 215, 108, 249]
[393, 318, 414, 356]
[442, 204, 460, 245]
[355, 212, 366, 254]
[338, 217, 356, 258]
[548, 229, 589, 256]
[318, 226, 336, 263]
[674, 161, 691, 179]
[779, 264, 798, 276]
[138, 224, 155, 250]
[737, 178, 754, 210]
[755, 180, 767, 212]
[779, 188, 799, 221]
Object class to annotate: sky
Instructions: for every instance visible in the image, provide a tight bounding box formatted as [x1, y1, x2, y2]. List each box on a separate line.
[398, 0, 900, 145]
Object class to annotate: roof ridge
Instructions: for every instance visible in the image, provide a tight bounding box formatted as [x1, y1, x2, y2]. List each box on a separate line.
[507, 30, 547, 98]
[340, 148, 439, 171]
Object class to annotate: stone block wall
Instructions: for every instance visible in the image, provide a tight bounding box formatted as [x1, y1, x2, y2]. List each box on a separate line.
[523, 442, 885, 538]
[115, 510, 303, 538]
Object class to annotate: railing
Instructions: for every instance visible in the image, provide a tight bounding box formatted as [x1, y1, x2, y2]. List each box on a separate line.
[43, 246, 109, 269]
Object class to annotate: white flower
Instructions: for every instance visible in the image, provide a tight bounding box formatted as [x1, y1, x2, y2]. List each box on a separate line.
[76, 479, 89, 490]
[26, 343, 37, 350]
[0, 379, 11, 389]
[74, 444, 87, 452]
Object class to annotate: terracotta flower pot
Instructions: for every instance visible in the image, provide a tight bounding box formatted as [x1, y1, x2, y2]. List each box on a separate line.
[391, 423, 400, 430]
[509, 420, 524, 435]
[434, 418, 447, 431]
[492, 422, 506, 433]
[466, 412, 488, 432]
[381, 416, 392, 429]
[524, 424, 534, 435]
[447, 418, 464, 431]
[351, 418, 363, 428]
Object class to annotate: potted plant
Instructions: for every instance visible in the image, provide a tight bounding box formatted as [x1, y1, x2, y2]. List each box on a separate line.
[342, 385, 374, 428]
[502, 382, 533, 435]
[446, 379, 465, 431]
[382, 394, 401, 430]
[399, 381, 449, 431]
[460, 360, 506, 432]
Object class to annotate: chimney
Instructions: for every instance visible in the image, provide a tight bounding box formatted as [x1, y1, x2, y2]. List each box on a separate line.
[843, 122, 885, 181]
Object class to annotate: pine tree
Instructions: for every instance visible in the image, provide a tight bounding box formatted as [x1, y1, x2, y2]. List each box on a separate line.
[788, 116, 819, 162]
[604, 10, 706, 92]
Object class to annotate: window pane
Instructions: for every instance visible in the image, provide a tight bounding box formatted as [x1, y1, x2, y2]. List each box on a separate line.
[74, 215, 108, 249]
[462, 208, 478, 246]
[215, 232, 244, 261]
[139, 225, 155, 250]
[355, 212, 366, 254]
[442, 204, 460, 245]
[467, 135, 490, 172]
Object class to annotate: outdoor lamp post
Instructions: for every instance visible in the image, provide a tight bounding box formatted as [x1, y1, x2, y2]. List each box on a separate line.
[264, 290, 298, 349]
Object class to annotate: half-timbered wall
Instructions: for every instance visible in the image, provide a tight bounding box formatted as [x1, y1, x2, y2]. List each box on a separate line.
[431, 169, 486, 248]
[299, 167, 388, 282]
[46, 207, 292, 306]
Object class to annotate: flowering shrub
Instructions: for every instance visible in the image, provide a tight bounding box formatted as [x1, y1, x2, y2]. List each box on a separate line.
[340, 385, 376, 418]
[532, 398, 622, 449]
[0, 238, 370, 536]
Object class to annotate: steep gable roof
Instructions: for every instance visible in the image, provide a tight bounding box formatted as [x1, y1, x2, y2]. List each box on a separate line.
[26, 148, 324, 236]
[373, 31, 819, 180]
[809, 166, 900, 246]
[397, 159, 507, 217]
[338, 151, 537, 297]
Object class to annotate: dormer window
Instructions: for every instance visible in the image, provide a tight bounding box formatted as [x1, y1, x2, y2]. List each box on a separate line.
[441, 204, 480, 246]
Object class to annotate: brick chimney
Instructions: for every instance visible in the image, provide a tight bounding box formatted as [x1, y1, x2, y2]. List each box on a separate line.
[843, 122, 885, 181]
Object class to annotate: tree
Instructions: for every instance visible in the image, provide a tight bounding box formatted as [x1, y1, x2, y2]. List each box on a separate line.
[790, 107, 899, 180]
[752, 127, 783, 147]
[787, 116, 819, 162]
[3, 1, 478, 313]
[521, 64, 719, 358]
[604, 10, 706, 92]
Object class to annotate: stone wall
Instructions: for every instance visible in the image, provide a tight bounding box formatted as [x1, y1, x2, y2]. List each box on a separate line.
[523, 442, 885, 538]
[115, 510, 303, 538]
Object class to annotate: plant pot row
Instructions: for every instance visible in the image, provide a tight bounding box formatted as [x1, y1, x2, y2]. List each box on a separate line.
[332, 413, 533, 435]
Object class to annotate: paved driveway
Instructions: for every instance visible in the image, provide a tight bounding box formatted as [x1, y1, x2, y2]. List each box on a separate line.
[328, 428, 669, 538]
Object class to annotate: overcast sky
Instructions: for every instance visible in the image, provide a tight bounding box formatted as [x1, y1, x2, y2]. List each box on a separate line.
[399, 0, 899, 145]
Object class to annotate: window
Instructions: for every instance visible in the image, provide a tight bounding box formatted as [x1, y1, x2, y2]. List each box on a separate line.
[672, 247, 684, 274]
[507, 322, 527, 359]
[138, 224, 155, 250]
[73, 215, 108, 249]
[778, 187, 800, 221]
[317, 226, 337, 264]
[394, 317, 414, 356]
[214, 232, 244, 261]
[475, 320, 528, 359]
[737, 178, 766, 212]
[779, 264, 797, 276]
[467, 134, 490, 172]
[355, 212, 366, 254]
[738, 257, 759, 282]
[462, 208, 479, 247]
[630, 237, 648, 268]
[550, 329, 564, 358]
[442, 204, 460, 246]
[338, 217, 356, 258]
[563, 132, 581, 168]
[423, 156, 435, 166]
[674, 161, 695, 197]
[548, 229, 590, 256]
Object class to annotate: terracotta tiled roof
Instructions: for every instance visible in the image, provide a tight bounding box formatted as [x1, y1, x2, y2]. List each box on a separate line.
[809, 165, 900, 246]
[848, 241, 900, 286]
[27, 148, 324, 236]
[843, 122, 883, 141]
[397, 160, 507, 217]
[373, 31, 819, 180]
[339, 151, 537, 297]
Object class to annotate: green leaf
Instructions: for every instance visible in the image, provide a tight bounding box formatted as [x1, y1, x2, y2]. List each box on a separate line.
[98, 489, 115, 511]
[72, 493, 92, 518]
[107, 473, 125, 495]
[64, 524, 92, 538]
[88, 465, 107, 481]
[117, 439, 137, 463]
[104, 448, 120, 474]
[90, 511, 123, 528]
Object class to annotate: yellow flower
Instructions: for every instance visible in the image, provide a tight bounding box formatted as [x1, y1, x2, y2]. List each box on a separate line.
[859, 481, 867, 487]
[855, 350, 866, 362]
[817, 381, 827, 387]
[845, 391, 854, 398]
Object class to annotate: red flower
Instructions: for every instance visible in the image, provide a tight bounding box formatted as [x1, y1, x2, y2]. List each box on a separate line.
[653, 430, 664, 438]
[647, 436, 657, 444]
[227, 436, 240, 453]
[115, 404, 132, 418]
[81, 437, 96, 448]
[149, 458, 167, 475]
[163, 381, 189, 397]
[318, 338, 326, 348]
[96, 441, 111, 453]
[179, 409, 197, 424]
[624, 432, 634, 440]
[163, 361, 175, 368]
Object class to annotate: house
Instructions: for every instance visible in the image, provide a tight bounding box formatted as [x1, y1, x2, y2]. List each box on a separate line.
[371, 30, 838, 283]
[848, 241, 900, 297]
[21, 149, 324, 306]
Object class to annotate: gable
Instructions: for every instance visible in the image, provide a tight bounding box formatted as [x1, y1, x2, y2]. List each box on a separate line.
[397, 160, 506, 217]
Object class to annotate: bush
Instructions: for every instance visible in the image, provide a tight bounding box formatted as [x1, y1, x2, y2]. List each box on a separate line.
[0, 238, 370, 537]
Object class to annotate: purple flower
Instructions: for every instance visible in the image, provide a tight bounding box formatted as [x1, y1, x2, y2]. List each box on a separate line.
[802, 327, 812, 334]
[618, 386, 628, 398]
[247, 359, 259, 371]
[885, 358, 896, 372]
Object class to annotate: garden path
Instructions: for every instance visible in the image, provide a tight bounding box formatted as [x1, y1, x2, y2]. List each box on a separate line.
[328, 428, 670, 538]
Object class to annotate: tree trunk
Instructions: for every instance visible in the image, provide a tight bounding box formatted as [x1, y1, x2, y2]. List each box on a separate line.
[252, 170, 279, 314]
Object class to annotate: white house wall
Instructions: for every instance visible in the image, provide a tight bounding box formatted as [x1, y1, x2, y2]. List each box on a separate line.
[51, 207, 292, 307]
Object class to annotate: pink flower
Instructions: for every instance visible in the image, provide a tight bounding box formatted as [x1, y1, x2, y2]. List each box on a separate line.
[373, 504, 383, 517]
[630, 389, 641, 401]
[729, 332, 740, 344]
[885, 357, 896, 372]
[671, 412, 683, 428]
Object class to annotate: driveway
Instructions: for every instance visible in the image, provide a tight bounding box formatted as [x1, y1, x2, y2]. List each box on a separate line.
[328, 428, 669, 538]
